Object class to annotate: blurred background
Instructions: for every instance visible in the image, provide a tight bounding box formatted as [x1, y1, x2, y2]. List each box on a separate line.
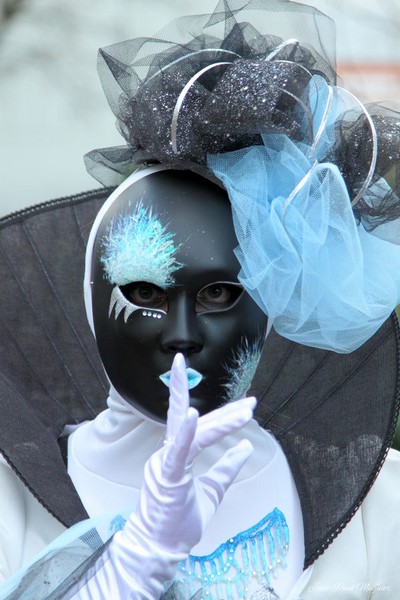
[1, 0, 400, 216]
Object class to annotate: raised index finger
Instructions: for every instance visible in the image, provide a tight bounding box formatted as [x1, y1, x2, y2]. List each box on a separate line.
[166, 353, 190, 442]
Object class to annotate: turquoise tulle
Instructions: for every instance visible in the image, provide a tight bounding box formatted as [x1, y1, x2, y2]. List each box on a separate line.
[0, 510, 123, 599]
[0, 508, 287, 600]
[208, 76, 400, 353]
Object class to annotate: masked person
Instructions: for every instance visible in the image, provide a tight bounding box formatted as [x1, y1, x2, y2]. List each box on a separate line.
[1, 0, 400, 598]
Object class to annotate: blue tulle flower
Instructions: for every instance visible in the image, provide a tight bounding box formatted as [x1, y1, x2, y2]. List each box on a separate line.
[208, 77, 400, 353]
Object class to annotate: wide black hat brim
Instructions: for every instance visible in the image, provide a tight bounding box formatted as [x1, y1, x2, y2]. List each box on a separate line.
[0, 189, 398, 568]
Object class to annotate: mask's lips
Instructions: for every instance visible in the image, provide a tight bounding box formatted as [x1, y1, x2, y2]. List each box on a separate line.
[159, 368, 203, 390]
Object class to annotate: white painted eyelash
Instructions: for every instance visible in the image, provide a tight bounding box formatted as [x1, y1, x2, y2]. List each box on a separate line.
[108, 286, 165, 323]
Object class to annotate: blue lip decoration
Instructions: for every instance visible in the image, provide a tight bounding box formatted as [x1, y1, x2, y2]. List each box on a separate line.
[160, 368, 203, 390]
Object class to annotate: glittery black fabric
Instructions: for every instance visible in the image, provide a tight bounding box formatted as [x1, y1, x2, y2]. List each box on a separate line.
[120, 57, 312, 163]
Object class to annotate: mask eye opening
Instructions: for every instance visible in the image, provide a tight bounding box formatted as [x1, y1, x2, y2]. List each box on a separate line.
[196, 281, 244, 313]
[120, 281, 169, 312]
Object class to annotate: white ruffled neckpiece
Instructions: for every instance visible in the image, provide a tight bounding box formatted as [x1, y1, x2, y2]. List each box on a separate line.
[68, 386, 306, 598]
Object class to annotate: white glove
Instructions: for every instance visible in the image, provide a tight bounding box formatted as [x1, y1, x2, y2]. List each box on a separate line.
[70, 353, 256, 599]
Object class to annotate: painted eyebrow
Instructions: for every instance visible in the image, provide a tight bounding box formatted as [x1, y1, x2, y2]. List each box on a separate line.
[100, 201, 183, 287]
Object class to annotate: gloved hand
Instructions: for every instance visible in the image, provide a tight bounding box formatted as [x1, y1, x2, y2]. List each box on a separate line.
[70, 353, 256, 599]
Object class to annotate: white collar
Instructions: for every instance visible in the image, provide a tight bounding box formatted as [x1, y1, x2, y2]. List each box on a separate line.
[67, 388, 305, 598]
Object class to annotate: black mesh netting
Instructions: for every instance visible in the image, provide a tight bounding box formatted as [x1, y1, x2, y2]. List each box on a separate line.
[85, 0, 336, 185]
[84, 0, 400, 233]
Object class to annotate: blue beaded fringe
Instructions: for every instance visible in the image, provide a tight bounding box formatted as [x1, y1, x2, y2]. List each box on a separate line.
[175, 508, 289, 600]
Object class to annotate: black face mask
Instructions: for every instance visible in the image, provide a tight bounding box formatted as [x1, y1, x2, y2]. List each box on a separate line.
[91, 170, 268, 422]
